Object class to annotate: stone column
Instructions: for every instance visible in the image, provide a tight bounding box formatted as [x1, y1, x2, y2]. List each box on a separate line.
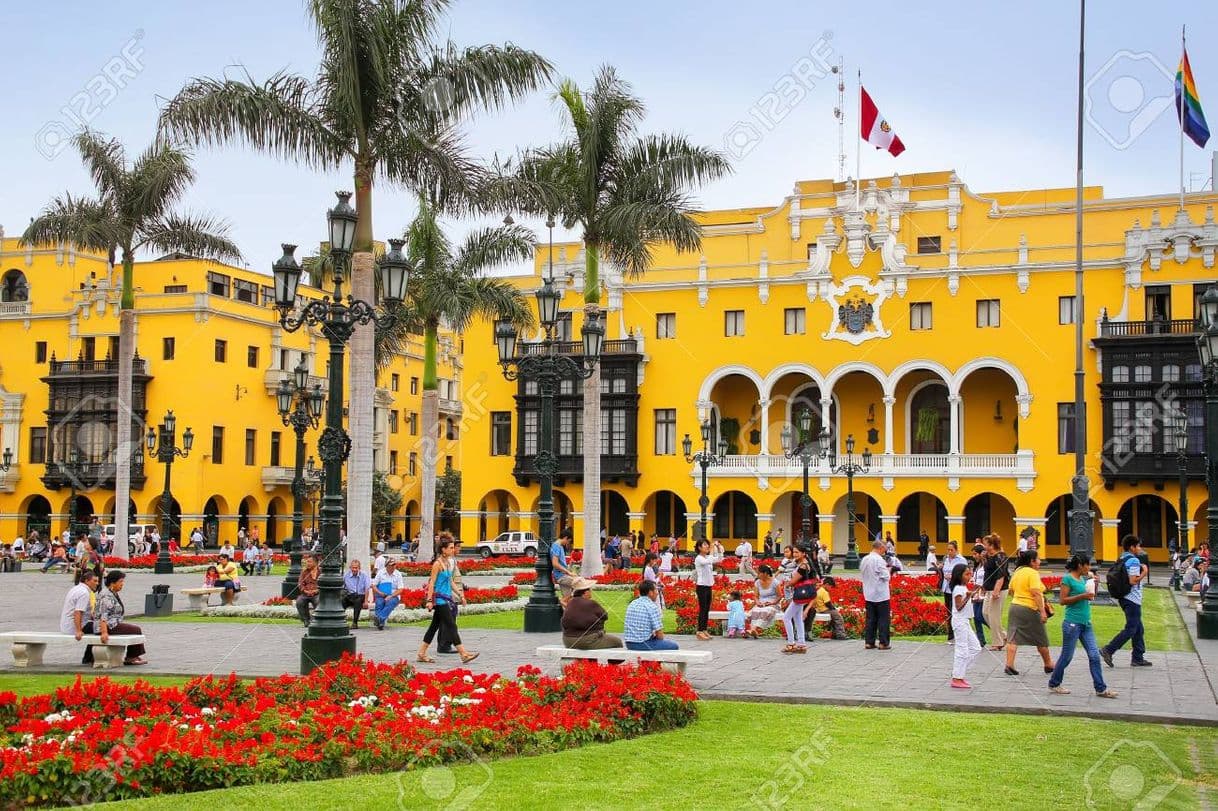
[1099, 519, 1122, 564]
[753, 512, 775, 553]
[948, 395, 962, 455]
[757, 399, 771, 456]
[882, 395, 896, 455]
[626, 511, 646, 538]
[879, 514, 900, 546]
[945, 514, 965, 546]
[817, 512, 837, 554]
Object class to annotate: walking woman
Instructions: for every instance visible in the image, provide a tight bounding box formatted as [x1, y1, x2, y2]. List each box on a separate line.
[1004, 550, 1054, 676]
[982, 534, 1009, 650]
[948, 563, 981, 688]
[1048, 554, 1118, 698]
[693, 538, 722, 641]
[417, 537, 478, 665]
[780, 544, 816, 654]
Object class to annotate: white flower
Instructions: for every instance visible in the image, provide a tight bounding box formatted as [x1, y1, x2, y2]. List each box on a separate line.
[472, 688, 487, 694]
[43, 711, 73, 723]
[462, 675, 474, 684]
[200, 707, 215, 716]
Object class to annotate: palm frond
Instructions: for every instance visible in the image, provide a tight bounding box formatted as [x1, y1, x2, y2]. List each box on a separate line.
[128, 141, 197, 224]
[452, 223, 536, 275]
[416, 42, 553, 125]
[71, 131, 128, 201]
[137, 212, 242, 262]
[614, 134, 732, 199]
[20, 194, 121, 254]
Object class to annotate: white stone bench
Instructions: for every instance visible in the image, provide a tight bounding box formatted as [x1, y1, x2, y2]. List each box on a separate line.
[708, 609, 830, 625]
[0, 632, 146, 669]
[1185, 591, 1203, 610]
[536, 645, 713, 675]
[181, 586, 243, 610]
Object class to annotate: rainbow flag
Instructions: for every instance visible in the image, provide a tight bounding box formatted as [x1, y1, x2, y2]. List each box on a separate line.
[1176, 48, 1210, 148]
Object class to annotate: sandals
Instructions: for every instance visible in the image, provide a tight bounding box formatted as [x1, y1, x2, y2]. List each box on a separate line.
[460, 652, 480, 664]
[1096, 689, 1119, 699]
[417, 654, 436, 663]
[781, 644, 798, 654]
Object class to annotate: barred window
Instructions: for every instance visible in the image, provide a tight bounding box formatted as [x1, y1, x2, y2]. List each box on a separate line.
[1111, 402, 1131, 456]
[522, 410, 539, 455]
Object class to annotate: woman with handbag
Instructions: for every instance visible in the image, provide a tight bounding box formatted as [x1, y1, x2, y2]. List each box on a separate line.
[780, 545, 816, 654]
[417, 537, 478, 665]
[91, 571, 147, 666]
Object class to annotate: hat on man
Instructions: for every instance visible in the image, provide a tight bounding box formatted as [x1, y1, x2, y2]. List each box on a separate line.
[570, 577, 596, 593]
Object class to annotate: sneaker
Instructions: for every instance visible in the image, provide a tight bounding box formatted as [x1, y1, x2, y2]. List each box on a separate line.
[1130, 659, 1153, 667]
[1049, 686, 1071, 695]
[1100, 648, 1114, 668]
[950, 678, 971, 689]
[1096, 689, 1119, 698]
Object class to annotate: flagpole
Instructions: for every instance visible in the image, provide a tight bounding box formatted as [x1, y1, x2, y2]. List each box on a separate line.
[856, 69, 862, 209]
[1180, 24, 1187, 211]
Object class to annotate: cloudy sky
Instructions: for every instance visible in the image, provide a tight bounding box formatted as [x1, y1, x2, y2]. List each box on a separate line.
[3, 0, 1216, 273]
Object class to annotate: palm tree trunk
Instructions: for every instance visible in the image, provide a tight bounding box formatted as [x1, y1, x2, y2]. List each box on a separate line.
[580, 244, 603, 576]
[111, 253, 135, 560]
[418, 324, 440, 562]
[345, 165, 376, 568]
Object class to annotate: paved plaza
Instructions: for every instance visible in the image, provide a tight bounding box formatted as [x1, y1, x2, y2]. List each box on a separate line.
[1, 568, 1215, 726]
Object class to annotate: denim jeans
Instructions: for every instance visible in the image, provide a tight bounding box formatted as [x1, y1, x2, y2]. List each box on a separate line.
[1050, 620, 1107, 692]
[971, 599, 988, 647]
[626, 637, 679, 651]
[374, 592, 400, 624]
[1104, 598, 1147, 662]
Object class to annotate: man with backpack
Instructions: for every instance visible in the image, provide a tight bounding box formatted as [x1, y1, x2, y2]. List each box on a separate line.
[1100, 534, 1152, 668]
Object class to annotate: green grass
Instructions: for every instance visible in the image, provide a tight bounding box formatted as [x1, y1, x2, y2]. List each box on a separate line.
[404, 588, 679, 633]
[93, 700, 1218, 810]
[901, 588, 1192, 651]
[0, 672, 194, 697]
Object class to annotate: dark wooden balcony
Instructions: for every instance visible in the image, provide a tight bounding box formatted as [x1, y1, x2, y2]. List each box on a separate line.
[513, 453, 639, 487]
[1098, 318, 1199, 338]
[41, 458, 147, 491]
[517, 338, 639, 357]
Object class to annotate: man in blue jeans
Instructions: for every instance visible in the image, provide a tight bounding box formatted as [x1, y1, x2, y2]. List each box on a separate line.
[1101, 535, 1152, 668]
[624, 580, 678, 651]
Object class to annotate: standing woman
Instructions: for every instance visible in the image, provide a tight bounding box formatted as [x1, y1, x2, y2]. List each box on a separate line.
[417, 538, 478, 664]
[948, 563, 981, 688]
[982, 534, 1009, 650]
[693, 538, 723, 640]
[969, 544, 989, 647]
[1004, 550, 1054, 676]
[780, 545, 815, 654]
[74, 538, 104, 586]
[93, 571, 147, 666]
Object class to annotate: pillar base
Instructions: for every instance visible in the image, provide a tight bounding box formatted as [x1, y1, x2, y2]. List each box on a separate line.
[281, 581, 300, 599]
[153, 560, 174, 575]
[844, 547, 861, 570]
[523, 600, 563, 633]
[300, 632, 357, 674]
[1199, 595, 1218, 639]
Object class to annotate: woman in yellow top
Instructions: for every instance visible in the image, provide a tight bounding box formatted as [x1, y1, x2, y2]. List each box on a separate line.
[214, 553, 241, 606]
[1003, 550, 1053, 676]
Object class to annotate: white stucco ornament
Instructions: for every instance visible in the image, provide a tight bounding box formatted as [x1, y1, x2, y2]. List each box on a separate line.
[821, 274, 891, 345]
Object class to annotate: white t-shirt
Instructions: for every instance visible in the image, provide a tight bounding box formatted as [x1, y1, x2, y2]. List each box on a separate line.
[694, 552, 722, 586]
[659, 551, 674, 572]
[60, 584, 94, 634]
[12, 537, 24, 554]
[372, 570, 404, 594]
[1017, 537, 1029, 553]
[735, 542, 752, 558]
[950, 584, 972, 623]
[373, 554, 387, 574]
[925, 552, 938, 571]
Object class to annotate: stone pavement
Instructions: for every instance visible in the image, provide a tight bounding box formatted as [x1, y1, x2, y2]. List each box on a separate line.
[1, 569, 1216, 726]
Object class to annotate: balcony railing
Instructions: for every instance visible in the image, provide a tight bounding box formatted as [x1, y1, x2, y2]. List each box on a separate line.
[0, 301, 31, 317]
[41, 459, 147, 490]
[262, 369, 328, 396]
[1099, 318, 1199, 337]
[513, 453, 639, 486]
[518, 337, 638, 357]
[701, 452, 1035, 478]
[48, 357, 149, 375]
[438, 397, 463, 416]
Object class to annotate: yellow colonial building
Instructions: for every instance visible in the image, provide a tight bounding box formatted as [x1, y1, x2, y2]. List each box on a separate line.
[460, 170, 1217, 562]
[0, 229, 461, 546]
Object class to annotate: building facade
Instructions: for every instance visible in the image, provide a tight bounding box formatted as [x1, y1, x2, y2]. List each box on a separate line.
[460, 170, 1216, 562]
[0, 230, 460, 546]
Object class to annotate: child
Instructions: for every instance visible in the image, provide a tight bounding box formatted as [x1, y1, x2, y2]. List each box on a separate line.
[949, 563, 982, 688]
[659, 548, 675, 575]
[925, 546, 938, 572]
[204, 565, 219, 587]
[814, 577, 848, 640]
[726, 590, 746, 638]
[642, 552, 665, 609]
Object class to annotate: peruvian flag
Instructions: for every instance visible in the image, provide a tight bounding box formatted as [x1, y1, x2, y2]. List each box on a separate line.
[860, 87, 905, 157]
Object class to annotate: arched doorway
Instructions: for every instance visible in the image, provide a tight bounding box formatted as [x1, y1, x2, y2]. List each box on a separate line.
[831, 492, 881, 554]
[642, 490, 688, 540]
[404, 500, 419, 542]
[203, 496, 225, 546]
[477, 489, 519, 541]
[1043, 495, 1102, 557]
[964, 492, 1016, 546]
[24, 495, 52, 539]
[602, 491, 629, 537]
[62, 494, 95, 537]
[1, 269, 29, 302]
[238, 497, 257, 534]
[896, 492, 948, 547]
[908, 382, 951, 454]
[150, 495, 183, 540]
[708, 373, 764, 455]
[1117, 495, 1177, 556]
[266, 497, 285, 546]
[712, 491, 758, 542]
[770, 491, 820, 544]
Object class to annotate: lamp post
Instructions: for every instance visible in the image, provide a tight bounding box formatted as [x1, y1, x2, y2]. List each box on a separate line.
[1171, 407, 1190, 571]
[781, 407, 822, 546]
[824, 431, 871, 570]
[496, 272, 603, 632]
[57, 447, 82, 540]
[305, 456, 323, 535]
[1, 447, 12, 471]
[277, 362, 324, 598]
[272, 191, 412, 672]
[1195, 285, 1218, 637]
[683, 421, 728, 546]
[144, 411, 193, 574]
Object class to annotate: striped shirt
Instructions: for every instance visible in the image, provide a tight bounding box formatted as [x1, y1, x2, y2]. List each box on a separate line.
[623, 596, 663, 644]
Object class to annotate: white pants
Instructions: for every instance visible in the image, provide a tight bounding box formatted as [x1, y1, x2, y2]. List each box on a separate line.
[952, 619, 981, 679]
[782, 602, 807, 644]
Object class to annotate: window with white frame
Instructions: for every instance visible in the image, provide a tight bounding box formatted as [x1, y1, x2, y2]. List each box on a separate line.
[1059, 295, 1077, 325]
[724, 310, 745, 337]
[784, 308, 806, 335]
[976, 299, 1000, 327]
[910, 302, 933, 330]
[656, 312, 676, 339]
[522, 410, 539, 455]
[654, 408, 677, 455]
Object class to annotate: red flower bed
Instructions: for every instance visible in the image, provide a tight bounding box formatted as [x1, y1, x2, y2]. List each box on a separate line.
[0, 656, 696, 807]
[102, 554, 289, 570]
[260, 586, 518, 609]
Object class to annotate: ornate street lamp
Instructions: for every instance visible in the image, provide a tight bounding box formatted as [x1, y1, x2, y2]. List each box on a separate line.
[0, 447, 12, 472]
[781, 407, 821, 548]
[1196, 285, 1218, 637]
[496, 263, 603, 632]
[305, 456, 323, 534]
[823, 430, 871, 570]
[277, 361, 324, 598]
[273, 192, 412, 672]
[1170, 407, 1190, 575]
[145, 411, 193, 574]
[58, 447, 83, 539]
[683, 420, 728, 547]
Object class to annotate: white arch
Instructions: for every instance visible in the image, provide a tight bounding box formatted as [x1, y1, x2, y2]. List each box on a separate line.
[786, 383, 841, 452]
[886, 359, 953, 398]
[822, 361, 888, 397]
[949, 357, 1030, 398]
[696, 364, 766, 405]
[761, 363, 827, 401]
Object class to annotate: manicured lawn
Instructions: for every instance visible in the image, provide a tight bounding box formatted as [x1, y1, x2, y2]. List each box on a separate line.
[405, 587, 679, 633]
[902, 588, 1192, 652]
[0, 672, 193, 697]
[95, 700, 1217, 810]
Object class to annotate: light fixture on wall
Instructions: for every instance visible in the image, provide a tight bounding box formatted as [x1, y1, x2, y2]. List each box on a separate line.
[235, 385, 248, 401]
[867, 403, 876, 424]
[994, 400, 1004, 422]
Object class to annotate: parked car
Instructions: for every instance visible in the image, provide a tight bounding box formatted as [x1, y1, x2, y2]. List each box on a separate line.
[476, 531, 538, 559]
[103, 524, 158, 556]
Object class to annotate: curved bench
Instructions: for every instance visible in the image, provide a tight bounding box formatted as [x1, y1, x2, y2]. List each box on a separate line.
[0, 632, 146, 669]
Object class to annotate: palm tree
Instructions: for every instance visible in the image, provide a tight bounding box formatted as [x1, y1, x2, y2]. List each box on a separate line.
[21, 131, 240, 559]
[404, 196, 535, 561]
[159, 0, 551, 564]
[509, 66, 731, 575]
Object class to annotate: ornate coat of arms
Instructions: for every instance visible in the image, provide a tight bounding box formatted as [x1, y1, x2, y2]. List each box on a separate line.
[838, 297, 874, 334]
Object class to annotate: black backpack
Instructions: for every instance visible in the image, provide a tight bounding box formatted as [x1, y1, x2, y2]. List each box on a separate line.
[1106, 554, 1132, 599]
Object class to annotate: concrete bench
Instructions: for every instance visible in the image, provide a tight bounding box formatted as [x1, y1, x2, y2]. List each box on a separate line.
[0, 632, 146, 669]
[181, 586, 243, 610]
[1185, 591, 1203, 610]
[536, 644, 713, 675]
[708, 609, 830, 625]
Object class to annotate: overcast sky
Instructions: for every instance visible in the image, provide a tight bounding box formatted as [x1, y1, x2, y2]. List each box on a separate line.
[3, 0, 1216, 274]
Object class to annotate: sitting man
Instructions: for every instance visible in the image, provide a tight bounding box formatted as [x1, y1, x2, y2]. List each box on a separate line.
[259, 543, 275, 575]
[0, 544, 15, 572]
[39, 542, 70, 573]
[370, 558, 405, 630]
[623, 580, 678, 652]
[561, 578, 623, 650]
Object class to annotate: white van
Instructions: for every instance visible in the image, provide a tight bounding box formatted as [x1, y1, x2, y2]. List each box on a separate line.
[475, 531, 539, 559]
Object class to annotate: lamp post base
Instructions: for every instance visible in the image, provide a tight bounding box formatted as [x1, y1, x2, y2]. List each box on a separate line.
[153, 559, 174, 575]
[844, 546, 860, 570]
[523, 600, 563, 633]
[281, 581, 300, 599]
[300, 632, 357, 674]
[1199, 600, 1218, 639]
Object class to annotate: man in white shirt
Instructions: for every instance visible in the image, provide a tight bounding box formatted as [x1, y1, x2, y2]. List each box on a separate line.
[190, 527, 205, 550]
[11, 535, 25, 560]
[370, 559, 405, 630]
[734, 540, 754, 576]
[219, 541, 235, 558]
[60, 571, 99, 639]
[372, 545, 388, 577]
[859, 538, 892, 649]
